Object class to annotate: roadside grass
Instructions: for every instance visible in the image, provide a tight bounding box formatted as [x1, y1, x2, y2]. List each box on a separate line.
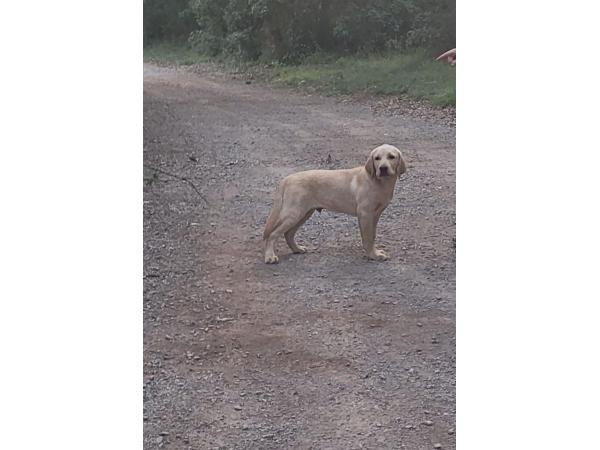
[269, 51, 455, 107]
[144, 43, 455, 107]
[144, 42, 209, 66]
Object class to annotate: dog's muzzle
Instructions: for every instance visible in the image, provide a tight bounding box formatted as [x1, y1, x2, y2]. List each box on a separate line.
[378, 166, 390, 177]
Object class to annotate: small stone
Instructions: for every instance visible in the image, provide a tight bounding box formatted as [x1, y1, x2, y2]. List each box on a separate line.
[423, 420, 433, 426]
[434, 444, 442, 449]
[159, 431, 170, 436]
[448, 428, 454, 435]
[225, 289, 233, 294]
[417, 322, 423, 327]
[376, 423, 382, 428]
[234, 405, 242, 411]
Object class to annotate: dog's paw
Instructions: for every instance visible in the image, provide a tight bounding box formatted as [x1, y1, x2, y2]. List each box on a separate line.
[265, 255, 279, 264]
[368, 249, 389, 261]
[292, 245, 307, 254]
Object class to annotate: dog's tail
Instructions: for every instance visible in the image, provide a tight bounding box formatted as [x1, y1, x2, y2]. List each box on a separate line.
[263, 179, 286, 240]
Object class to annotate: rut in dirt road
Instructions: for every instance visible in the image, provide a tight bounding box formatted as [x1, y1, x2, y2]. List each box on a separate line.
[144, 63, 456, 450]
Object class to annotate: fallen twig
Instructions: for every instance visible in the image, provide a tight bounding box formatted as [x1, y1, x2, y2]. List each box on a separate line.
[216, 317, 235, 323]
[144, 164, 210, 207]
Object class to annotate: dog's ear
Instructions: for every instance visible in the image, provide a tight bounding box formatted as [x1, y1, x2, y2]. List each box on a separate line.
[396, 150, 407, 177]
[365, 154, 376, 177]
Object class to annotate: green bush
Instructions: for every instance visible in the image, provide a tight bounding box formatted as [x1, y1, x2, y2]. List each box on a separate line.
[145, 0, 455, 62]
[185, 0, 455, 62]
[143, 0, 196, 45]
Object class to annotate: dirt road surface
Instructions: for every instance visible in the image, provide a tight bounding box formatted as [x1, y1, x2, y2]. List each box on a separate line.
[144, 63, 456, 450]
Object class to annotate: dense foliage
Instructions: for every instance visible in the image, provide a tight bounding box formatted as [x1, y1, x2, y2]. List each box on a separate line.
[143, 0, 196, 45]
[144, 0, 455, 62]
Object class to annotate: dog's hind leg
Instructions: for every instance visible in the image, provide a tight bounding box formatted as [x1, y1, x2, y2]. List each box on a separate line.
[264, 212, 304, 264]
[285, 209, 314, 254]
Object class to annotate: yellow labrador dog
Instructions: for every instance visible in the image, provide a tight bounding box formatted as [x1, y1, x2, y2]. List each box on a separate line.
[263, 144, 407, 264]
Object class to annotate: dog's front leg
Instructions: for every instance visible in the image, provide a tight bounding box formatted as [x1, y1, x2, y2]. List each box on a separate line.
[358, 211, 388, 261]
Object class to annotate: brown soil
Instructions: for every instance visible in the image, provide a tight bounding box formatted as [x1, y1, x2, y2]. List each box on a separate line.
[144, 62, 455, 450]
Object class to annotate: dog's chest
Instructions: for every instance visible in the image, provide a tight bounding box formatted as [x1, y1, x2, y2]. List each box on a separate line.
[376, 191, 394, 211]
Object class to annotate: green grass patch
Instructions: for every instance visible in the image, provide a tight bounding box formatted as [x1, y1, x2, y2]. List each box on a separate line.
[271, 51, 455, 107]
[144, 41, 209, 66]
[144, 43, 455, 107]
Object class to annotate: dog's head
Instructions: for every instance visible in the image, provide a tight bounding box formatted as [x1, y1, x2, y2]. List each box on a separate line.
[365, 144, 406, 179]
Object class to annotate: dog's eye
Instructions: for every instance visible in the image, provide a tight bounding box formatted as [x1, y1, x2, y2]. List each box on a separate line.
[375, 156, 381, 161]
[388, 154, 395, 159]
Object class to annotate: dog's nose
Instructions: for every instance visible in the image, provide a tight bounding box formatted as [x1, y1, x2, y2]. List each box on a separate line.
[379, 166, 389, 176]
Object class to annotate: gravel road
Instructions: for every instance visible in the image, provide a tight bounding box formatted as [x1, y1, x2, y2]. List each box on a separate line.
[143, 62, 456, 450]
